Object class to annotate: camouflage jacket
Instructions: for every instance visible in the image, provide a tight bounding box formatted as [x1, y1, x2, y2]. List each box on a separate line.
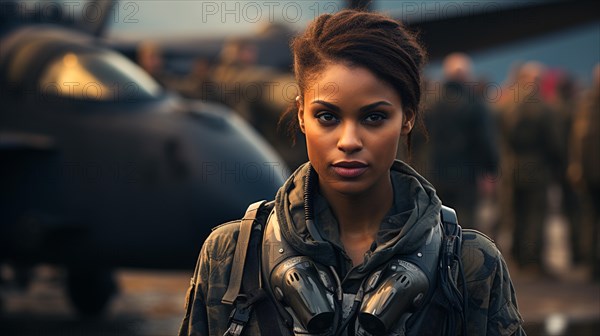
[179, 161, 525, 336]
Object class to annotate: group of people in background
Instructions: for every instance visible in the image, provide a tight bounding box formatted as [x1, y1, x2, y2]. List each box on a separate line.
[416, 57, 599, 281]
[136, 38, 600, 282]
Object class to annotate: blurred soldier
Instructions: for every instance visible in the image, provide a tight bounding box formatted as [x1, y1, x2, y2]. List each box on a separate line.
[136, 41, 172, 86]
[569, 64, 600, 280]
[424, 52, 499, 230]
[211, 37, 271, 121]
[209, 35, 307, 170]
[171, 57, 219, 102]
[498, 62, 561, 272]
[546, 71, 585, 268]
[494, 63, 523, 246]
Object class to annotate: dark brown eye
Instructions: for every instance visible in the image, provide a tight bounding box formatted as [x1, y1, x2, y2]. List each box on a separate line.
[316, 112, 339, 125]
[363, 113, 387, 125]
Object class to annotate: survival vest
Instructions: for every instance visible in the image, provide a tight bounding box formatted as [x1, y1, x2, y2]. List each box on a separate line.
[222, 200, 466, 336]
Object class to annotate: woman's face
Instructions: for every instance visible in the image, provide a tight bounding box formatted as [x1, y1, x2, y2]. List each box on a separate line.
[298, 63, 413, 196]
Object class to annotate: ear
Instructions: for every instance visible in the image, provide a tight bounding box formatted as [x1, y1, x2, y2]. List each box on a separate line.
[401, 113, 415, 135]
[296, 96, 305, 133]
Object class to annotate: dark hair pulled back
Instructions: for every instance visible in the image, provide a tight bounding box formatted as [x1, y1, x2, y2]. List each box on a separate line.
[282, 9, 427, 153]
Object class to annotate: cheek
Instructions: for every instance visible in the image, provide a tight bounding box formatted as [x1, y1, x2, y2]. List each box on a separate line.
[303, 126, 334, 175]
[372, 129, 402, 160]
[304, 128, 325, 159]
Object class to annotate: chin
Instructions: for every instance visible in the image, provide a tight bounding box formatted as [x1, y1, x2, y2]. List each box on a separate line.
[326, 179, 373, 196]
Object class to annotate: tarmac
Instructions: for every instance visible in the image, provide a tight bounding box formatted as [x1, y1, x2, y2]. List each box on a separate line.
[507, 263, 600, 336]
[492, 212, 600, 335]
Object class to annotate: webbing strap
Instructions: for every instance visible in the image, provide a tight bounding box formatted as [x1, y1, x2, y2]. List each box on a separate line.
[440, 206, 458, 232]
[242, 210, 285, 336]
[222, 200, 266, 305]
[440, 205, 467, 336]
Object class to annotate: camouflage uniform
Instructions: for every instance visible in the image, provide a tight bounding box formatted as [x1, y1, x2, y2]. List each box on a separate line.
[179, 161, 525, 335]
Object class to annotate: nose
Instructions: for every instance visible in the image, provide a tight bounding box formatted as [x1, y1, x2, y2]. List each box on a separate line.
[337, 122, 363, 154]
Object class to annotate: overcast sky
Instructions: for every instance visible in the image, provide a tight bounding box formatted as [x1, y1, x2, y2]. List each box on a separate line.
[103, 1, 598, 85]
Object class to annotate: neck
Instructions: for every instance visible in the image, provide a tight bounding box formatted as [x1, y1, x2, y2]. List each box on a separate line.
[320, 175, 393, 238]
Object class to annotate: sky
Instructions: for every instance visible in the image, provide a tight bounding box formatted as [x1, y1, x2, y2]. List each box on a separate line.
[102, 0, 599, 86]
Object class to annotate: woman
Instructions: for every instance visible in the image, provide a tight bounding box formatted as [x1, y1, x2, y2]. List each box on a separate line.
[179, 9, 525, 336]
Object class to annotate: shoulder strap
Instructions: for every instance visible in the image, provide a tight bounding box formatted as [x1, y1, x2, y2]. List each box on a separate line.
[222, 200, 284, 336]
[440, 205, 468, 336]
[241, 207, 285, 336]
[440, 206, 459, 233]
[222, 200, 268, 305]
[440, 206, 462, 271]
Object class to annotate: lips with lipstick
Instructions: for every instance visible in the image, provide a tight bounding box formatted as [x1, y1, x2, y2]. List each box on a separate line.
[331, 161, 369, 178]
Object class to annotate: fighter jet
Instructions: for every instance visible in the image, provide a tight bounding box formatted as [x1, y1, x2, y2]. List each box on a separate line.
[0, 5, 288, 314]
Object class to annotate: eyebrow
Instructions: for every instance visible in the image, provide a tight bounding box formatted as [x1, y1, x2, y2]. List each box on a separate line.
[311, 100, 393, 113]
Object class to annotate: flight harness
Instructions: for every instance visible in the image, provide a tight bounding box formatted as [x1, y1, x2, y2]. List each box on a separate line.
[222, 200, 467, 336]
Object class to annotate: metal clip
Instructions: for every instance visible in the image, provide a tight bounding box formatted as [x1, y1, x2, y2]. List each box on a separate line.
[224, 295, 251, 336]
[224, 322, 245, 336]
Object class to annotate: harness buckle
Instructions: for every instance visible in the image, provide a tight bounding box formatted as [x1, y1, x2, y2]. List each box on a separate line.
[224, 322, 244, 336]
[224, 295, 252, 336]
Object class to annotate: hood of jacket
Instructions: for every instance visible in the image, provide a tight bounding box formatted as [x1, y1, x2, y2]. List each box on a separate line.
[274, 160, 442, 279]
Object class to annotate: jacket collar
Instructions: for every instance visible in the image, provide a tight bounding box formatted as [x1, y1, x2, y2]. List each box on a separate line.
[275, 160, 442, 276]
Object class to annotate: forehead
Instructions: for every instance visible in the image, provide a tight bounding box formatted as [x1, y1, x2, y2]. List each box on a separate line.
[304, 63, 401, 105]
